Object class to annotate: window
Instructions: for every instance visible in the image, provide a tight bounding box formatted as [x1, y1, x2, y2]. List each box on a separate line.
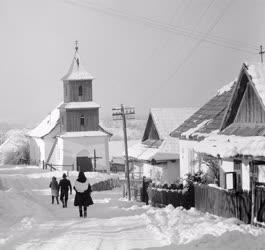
[225, 172, 237, 190]
[78, 86, 83, 97]
[80, 115, 85, 126]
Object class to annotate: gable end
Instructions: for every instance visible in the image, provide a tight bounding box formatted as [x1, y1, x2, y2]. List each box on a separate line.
[142, 114, 160, 141]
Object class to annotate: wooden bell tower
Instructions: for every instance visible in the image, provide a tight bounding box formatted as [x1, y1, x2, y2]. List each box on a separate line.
[60, 42, 100, 132]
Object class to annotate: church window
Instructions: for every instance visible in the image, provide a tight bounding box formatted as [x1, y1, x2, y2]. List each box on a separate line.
[80, 115, 85, 126]
[79, 86, 83, 96]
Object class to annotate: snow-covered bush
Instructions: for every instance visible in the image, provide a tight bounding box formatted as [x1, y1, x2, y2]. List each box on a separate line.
[0, 129, 30, 165]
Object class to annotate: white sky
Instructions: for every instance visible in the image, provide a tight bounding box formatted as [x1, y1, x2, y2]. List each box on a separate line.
[0, 0, 265, 127]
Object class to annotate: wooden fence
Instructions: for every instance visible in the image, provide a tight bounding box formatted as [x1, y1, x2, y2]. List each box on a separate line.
[91, 178, 120, 192]
[194, 184, 265, 224]
[148, 186, 194, 209]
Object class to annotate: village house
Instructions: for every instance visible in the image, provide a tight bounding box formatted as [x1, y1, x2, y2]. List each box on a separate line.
[128, 108, 196, 184]
[170, 78, 236, 178]
[171, 63, 265, 191]
[28, 44, 111, 172]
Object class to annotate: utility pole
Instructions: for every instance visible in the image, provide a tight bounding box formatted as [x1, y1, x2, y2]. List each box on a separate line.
[259, 45, 265, 63]
[112, 104, 135, 201]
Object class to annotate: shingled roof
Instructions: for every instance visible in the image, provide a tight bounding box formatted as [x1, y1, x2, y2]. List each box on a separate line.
[170, 81, 237, 140]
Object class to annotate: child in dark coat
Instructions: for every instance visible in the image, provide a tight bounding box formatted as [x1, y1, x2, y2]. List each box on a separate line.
[74, 172, 93, 218]
[49, 176, 59, 204]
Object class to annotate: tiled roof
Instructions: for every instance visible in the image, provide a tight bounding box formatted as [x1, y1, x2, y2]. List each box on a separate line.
[61, 52, 94, 81]
[170, 81, 236, 140]
[150, 108, 197, 139]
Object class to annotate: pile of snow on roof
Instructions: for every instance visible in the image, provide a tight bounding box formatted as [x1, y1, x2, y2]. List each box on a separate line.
[28, 103, 62, 138]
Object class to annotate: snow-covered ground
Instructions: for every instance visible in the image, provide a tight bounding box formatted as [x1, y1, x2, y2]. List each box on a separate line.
[1, 165, 265, 250]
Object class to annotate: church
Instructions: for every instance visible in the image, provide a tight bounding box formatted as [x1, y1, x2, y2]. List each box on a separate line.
[28, 44, 111, 172]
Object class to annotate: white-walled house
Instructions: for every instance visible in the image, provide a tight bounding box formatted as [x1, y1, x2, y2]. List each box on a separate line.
[28, 45, 111, 172]
[128, 108, 196, 184]
[170, 78, 236, 179]
[171, 63, 265, 191]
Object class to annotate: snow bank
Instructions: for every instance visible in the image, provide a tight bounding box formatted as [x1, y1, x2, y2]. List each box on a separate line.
[0, 166, 119, 192]
[143, 205, 265, 247]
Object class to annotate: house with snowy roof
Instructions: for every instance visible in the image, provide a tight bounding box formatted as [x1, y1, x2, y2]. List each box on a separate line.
[128, 108, 196, 184]
[171, 63, 265, 191]
[28, 45, 111, 172]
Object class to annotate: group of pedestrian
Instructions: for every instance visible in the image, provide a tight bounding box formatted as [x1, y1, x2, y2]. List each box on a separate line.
[49, 172, 93, 217]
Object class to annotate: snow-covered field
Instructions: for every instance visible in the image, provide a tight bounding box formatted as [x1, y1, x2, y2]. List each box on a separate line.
[1, 165, 265, 250]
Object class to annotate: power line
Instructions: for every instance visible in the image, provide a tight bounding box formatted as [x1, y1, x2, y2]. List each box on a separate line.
[162, 0, 234, 85]
[63, 0, 257, 54]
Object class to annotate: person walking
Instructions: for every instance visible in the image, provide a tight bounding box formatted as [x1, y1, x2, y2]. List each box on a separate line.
[49, 176, 59, 204]
[74, 172, 93, 218]
[142, 176, 149, 205]
[59, 173, 72, 208]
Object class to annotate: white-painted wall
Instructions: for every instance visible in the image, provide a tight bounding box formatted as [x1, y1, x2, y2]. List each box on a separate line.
[242, 160, 250, 191]
[134, 160, 180, 184]
[29, 137, 44, 165]
[60, 135, 110, 172]
[179, 139, 200, 178]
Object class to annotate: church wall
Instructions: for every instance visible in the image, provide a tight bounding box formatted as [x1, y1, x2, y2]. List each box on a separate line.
[61, 135, 110, 172]
[66, 108, 99, 132]
[29, 137, 44, 165]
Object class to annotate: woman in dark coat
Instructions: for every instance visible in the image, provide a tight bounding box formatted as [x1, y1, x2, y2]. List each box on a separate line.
[74, 172, 94, 218]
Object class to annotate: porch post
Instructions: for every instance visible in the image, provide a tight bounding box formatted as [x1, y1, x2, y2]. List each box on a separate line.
[250, 161, 256, 225]
[251, 178, 255, 225]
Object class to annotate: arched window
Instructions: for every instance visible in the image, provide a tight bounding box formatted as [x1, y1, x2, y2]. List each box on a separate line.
[80, 115, 85, 126]
[78, 86, 83, 97]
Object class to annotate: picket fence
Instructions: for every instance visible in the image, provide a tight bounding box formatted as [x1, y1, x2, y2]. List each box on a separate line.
[148, 186, 194, 209]
[194, 184, 265, 224]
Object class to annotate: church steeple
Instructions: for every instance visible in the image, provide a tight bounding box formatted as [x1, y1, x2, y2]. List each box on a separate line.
[60, 43, 100, 133]
[61, 42, 94, 81]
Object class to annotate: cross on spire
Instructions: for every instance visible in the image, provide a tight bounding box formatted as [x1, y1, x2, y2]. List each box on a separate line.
[74, 40, 79, 53]
[259, 45, 265, 63]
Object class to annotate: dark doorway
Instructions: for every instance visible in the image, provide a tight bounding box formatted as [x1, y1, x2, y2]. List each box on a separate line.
[76, 156, 93, 172]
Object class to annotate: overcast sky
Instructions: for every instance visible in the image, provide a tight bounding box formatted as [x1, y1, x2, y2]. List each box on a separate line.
[0, 0, 265, 127]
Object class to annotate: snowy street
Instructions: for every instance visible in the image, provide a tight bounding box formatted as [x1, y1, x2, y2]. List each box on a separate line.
[1, 166, 265, 250]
